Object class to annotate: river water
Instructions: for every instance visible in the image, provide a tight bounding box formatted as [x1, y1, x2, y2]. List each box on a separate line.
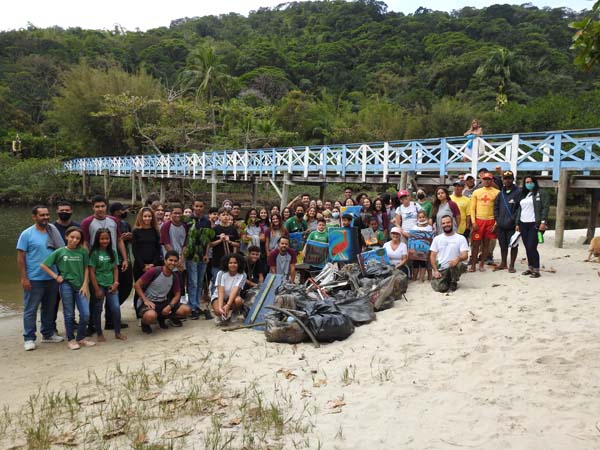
[0, 205, 90, 318]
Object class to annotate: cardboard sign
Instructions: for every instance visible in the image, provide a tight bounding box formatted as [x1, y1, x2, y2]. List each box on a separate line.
[361, 228, 379, 246]
[340, 205, 363, 226]
[244, 274, 284, 331]
[304, 239, 329, 267]
[407, 229, 434, 261]
[328, 227, 359, 263]
[358, 248, 390, 275]
[288, 231, 305, 253]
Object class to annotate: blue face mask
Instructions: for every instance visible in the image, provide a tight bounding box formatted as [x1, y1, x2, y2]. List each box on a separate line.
[525, 182, 535, 190]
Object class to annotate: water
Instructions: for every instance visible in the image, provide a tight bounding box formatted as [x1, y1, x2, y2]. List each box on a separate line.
[0, 204, 89, 318]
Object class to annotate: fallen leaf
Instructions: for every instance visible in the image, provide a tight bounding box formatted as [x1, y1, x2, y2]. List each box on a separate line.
[277, 369, 297, 380]
[313, 379, 327, 388]
[327, 397, 346, 409]
[135, 432, 148, 445]
[300, 390, 312, 398]
[102, 420, 127, 439]
[51, 432, 76, 445]
[229, 417, 242, 426]
[161, 429, 191, 439]
[216, 398, 230, 408]
[207, 394, 222, 402]
[158, 395, 186, 405]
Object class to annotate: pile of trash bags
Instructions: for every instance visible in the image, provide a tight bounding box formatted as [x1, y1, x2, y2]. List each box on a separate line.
[264, 261, 408, 345]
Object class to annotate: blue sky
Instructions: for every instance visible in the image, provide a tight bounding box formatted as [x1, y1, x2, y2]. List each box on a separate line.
[0, 0, 594, 31]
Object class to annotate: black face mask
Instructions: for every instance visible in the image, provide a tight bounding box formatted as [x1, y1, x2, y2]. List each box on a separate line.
[57, 212, 72, 221]
[296, 212, 304, 219]
[121, 212, 128, 219]
[417, 194, 425, 200]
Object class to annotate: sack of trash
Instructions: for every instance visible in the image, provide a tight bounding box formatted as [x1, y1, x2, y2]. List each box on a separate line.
[300, 299, 355, 342]
[364, 263, 394, 279]
[264, 312, 307, 344]
[332, 291, 376, 325]
[367, 271, 408, 311]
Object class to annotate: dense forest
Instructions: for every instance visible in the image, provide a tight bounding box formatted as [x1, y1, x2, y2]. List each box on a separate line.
[1, 0, 599, 163]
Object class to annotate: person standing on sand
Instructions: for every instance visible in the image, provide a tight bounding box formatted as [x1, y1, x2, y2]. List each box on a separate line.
[17, 205, 65, 351]
[469, 172, 499, 272]
[493, 171, 521, 273]
[430, 215, 469, 293]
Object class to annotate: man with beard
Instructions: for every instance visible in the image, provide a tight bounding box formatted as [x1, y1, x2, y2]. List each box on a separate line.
[493, 171, 521, 273]
[17, 205, 64, 350]
[430, 215, 469, 293]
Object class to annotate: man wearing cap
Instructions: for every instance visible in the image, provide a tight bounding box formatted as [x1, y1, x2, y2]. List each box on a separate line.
[430, 215, 469, 292]
[469, 172, 499, 272]
[463, 174, 476, 198]
[493, 171, 521, 273]
[394, 190, 422, 230]
[451, 181, 471, 239]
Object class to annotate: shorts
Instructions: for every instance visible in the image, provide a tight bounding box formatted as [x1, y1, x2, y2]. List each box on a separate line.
[412, 259, 428, 269]
[136, 299, 181, 317]
[471, 218, 496, 241]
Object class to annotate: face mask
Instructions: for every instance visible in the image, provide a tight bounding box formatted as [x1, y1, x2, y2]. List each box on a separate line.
[525, 182, 535, 190]
[332, 212, 339, 218]
[58, 212, 72, 221]
[296, 212, 304, 219]
[121, 212, 128, 219]
[417, 193, 425, 200]
[417, 219, 428, 225]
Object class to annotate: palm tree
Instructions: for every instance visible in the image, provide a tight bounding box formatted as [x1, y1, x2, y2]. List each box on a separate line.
[180, 44, 229, 135]
[476, 47, 524, 110]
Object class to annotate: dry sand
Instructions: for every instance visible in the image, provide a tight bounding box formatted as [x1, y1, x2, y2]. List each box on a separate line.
[0, 229, 599, 449]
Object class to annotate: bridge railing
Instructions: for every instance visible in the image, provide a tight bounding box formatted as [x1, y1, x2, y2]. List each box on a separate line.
[63, 128, 600, 182]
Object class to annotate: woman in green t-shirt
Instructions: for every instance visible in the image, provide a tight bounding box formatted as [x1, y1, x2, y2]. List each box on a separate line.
[41, 227, 94, 350]
[89, 229, 126, 342]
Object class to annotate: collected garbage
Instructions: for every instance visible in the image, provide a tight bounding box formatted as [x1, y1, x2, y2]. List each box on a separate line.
[258, 260, 409, 345]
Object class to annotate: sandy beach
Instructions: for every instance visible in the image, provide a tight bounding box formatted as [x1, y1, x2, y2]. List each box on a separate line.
[1, 228, 599, 449]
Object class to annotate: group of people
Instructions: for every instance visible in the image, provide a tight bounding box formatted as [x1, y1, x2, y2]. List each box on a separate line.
[16, 172, 549, 350]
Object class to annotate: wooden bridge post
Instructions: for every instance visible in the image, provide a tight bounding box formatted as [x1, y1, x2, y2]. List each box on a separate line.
[179, 178, 185, 203]
[251, 177, 258, 206]
[139, 177, 148, 206]
[281, 173, 290, 211]
[210, 170, 218, 207]
[131, 172, 136, 206]
[319, 183, 327, 201]
[584, 189, 600, 244]
[554, 169, 568, 248]
[160, 179, 166, 204]
[81, 172, 88, 200]
[400, 171, 408, 191]
[103, 170, 110, 201]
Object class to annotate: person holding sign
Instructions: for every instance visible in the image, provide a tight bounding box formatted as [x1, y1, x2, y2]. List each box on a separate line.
[406, 210, 434, 282]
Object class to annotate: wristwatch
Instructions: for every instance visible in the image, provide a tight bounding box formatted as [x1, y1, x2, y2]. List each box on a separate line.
[540, 220, 546, 224]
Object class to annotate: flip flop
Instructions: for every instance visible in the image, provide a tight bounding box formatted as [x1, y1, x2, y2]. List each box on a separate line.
[508, 268, 516, 273]
[467, 266, 476, 273]
[493, 266, 507, 272]
[478, 266, 486, 272]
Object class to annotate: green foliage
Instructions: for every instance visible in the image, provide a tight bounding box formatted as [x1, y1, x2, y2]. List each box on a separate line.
[570, 0, 600, 70]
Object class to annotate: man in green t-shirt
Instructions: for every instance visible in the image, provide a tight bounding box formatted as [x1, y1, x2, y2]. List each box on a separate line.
[285, 205, 308, 233]
[416, 189, 433, 218]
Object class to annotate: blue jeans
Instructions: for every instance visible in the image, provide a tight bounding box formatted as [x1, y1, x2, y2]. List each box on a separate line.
[23, 280, 58, 342]
[59, 282, 90, 341]
[92, 287, 121, 335]
[210, 266, 221, 297]
[186, 260, 207, 310]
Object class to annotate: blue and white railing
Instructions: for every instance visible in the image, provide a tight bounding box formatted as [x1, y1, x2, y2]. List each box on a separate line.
[64, 129, 600, 182]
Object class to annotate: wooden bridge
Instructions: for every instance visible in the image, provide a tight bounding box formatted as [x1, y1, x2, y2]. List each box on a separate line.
[65, 128, 600, 246]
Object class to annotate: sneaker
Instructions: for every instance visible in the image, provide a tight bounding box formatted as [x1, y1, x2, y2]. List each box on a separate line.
[141, 324, 152, 334]
[41, 333, 65, 343]
[67, 340, 80, 350]
[24, 341, 36, 351]
[168, 318, 183, 327]
[77, 339, 96, 347]
[190, 309, 200, 320]
[449, 282, 458, 292]
[202, 309, 213, 320]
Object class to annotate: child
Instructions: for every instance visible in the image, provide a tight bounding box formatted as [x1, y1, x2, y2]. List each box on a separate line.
[89, 228, 127, 342]
[40, 227, 94, 350]
[211, 253, 247, 324]
[405, 210, 434, 282]
[362, 217, 385, 250]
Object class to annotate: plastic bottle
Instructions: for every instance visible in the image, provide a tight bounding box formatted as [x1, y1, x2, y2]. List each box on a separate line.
[537, 231, 544, 244]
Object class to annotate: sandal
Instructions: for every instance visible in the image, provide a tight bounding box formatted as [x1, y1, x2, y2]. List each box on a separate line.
[521, 270, 532, 276]
[508, 268, 516, 273]
[529, 272, 541, 278]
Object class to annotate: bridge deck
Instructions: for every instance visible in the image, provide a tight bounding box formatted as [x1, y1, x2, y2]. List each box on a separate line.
[64, 129, 600, 184]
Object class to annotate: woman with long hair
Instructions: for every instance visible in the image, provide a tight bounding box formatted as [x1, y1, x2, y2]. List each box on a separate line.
[305, 206, 319, 232]
[241, 208, 261, 254]
[131, 207, 162, 283]
[265, 214, 289, 254]
[431, 186, 461, 235]
[372, 197, 389, 240]
[515, 175, 549, 278]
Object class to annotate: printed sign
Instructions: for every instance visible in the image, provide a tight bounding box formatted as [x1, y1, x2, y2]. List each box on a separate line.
[358, 248, 390, 275]
[303, 239, 329, 267]
[328, 227, 359, 263]
[407, 229, 434, 261]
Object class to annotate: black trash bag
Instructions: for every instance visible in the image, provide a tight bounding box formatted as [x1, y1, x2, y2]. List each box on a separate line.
[300, 299, 355, 343]
[367, 271, 409, 311]
[264, 313, 306, 344]
[365, 263, 394, 279]
[333, 292, 376, 325]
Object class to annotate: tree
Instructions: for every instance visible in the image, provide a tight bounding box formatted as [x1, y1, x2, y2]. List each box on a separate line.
[570, 0, 600, 70]
[475, 47, 525, 110]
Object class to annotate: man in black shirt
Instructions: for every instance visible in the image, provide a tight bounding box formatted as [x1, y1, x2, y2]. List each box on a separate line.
[209, 208, 240, 295]
[53, 201, 80, 242]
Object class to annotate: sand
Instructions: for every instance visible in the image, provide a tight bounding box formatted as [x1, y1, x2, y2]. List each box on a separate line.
[0, 228, 599, 449]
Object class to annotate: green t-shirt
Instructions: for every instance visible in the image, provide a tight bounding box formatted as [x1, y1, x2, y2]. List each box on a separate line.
[285, 217, 308, 233]
[419, 201, 433, 218]
[307, 230, 328, 243]
[43, 246, 88, 290]
[88, 249, 117, 287]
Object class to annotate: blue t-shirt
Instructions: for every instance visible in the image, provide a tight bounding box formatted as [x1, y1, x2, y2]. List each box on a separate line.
[16, 225, 54, 281]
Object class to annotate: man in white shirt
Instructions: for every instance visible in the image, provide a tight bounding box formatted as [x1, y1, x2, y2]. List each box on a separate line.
[430, 215, 469, 292]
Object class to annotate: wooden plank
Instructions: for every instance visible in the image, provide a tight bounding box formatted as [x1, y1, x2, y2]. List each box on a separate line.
[244, 274, 284, 331]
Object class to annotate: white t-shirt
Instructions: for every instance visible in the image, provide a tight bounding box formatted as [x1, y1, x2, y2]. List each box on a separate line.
[519, 194, 535, 223]
[430, 232, 469, 270]
[395, 202, 422, 230]
[383, 241, 408, 266]
[211, 271, 247, 301]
